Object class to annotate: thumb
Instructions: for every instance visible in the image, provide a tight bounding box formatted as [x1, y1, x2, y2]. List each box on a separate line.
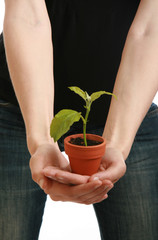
[38, 178, 45, 189]
[38, 176, 55, 194]
[90, 161, 126, 184]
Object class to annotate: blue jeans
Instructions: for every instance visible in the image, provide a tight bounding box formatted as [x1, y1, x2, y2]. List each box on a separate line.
[93, 103, 158, 240]
[0, 99, 158, 240]
[0, 100, 46, 240]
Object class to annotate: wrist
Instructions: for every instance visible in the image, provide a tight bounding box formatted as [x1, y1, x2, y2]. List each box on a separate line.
[103, 132, 133, 160]
[27, 133, 57, 155]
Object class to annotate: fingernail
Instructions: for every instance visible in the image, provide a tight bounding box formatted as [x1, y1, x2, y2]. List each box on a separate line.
[93, 177, 99, 181]
[57, 177, 64, 181]
[39, 179, 44, 189]
[47, 176, 53, 179]
[104, 194, 108, 199]
[95, 184, 101, 189]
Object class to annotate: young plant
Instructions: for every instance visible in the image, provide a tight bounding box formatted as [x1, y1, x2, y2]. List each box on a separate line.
[50, 86, 116, 146]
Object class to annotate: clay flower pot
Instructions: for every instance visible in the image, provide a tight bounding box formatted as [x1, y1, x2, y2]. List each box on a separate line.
[64, 133, 106, 176]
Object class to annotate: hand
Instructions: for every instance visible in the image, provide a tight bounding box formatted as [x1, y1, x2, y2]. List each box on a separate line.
[30, 143, 113, 204]
[43, 166, 113, 204]
[30, 143, 90, 186]
[29, 143, 72, 186]
[89, 146, 127, 184]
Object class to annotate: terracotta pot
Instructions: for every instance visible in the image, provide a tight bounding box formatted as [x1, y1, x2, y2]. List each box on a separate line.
[64, 134, 106, 176]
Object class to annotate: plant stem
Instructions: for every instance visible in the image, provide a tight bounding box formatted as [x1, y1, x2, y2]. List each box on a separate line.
[83, 106, 90, 146]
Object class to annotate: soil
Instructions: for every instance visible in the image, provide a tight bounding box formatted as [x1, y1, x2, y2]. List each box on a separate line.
[69, 137, 102, 146]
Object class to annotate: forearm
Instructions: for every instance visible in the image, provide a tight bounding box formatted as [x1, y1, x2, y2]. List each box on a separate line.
[3, 1, 55, 154]
[103, 29, 158, 159]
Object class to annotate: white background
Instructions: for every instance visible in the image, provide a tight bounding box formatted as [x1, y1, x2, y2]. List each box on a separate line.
[0, 2, 158, 240]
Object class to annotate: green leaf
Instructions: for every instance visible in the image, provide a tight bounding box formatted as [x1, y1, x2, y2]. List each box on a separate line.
[68, 86, 87, 101]
[50, 109, 81, 142]
[90, 91, 117, 103]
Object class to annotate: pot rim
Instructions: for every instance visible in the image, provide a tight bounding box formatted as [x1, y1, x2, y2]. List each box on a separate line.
[64, 133, 106, 149]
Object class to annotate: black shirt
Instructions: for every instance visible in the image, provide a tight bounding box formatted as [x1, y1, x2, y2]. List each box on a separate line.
[0, 0, 140, 126]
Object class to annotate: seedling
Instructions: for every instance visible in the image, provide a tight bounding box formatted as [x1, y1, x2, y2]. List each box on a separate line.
[50, 86, 116, 146]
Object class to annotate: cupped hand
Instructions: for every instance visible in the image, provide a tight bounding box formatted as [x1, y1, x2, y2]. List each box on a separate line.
[42, 166, 113, 204]
[89, 146, 127, 184]
[30, 143, 89, 186]
[30, 143, 113, 204]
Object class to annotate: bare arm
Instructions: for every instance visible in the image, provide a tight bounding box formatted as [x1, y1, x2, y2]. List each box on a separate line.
[103, 0, 158, 160]
[4, 0, 54, 154]
[89, 0, 158, 183]
[3, 0, 113, 204]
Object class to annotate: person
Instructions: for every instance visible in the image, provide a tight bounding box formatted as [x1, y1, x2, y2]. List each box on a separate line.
[0, 0, 158, 239]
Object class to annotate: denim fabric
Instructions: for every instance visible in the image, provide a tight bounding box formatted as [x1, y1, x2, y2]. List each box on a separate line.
[93, 103, 158, 240]
[0, 100, 46, 240]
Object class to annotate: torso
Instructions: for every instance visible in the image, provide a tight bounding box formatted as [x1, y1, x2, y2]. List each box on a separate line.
[0, 0, 140, 126]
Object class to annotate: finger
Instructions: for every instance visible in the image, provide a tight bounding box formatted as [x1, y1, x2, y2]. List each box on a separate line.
[84, 194, 108, 205]
[90, 161, 126, 183]
[88, 177, 112, 185]
[45, 179, 103, 202]
[44, 178, 112, 203]
[83, 180, 113, 200]
[69, 180, 112, 204]
[93, 194, 108, 204]
[43, 166, 90, 185]
[78, 181, 113, 204]
[37, 175, 54, 191]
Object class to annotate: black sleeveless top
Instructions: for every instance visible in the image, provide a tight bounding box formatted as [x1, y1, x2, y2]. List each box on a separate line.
[0, 0, 140, 126]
